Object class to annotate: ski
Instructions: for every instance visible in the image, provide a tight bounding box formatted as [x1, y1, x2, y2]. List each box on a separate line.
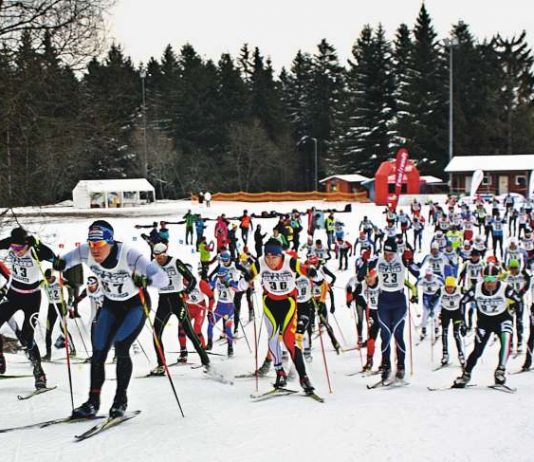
[250, 387, 299, 401]
[17, 386, 57, 400]
[347, 369, 379, 377]
[169, 360, 197, 367]
[74, 410, 141, 441]
[304, 391, 325, 403]
[0, 374, 33, 380]
[487, 384, 517, 394]
[235, 371, 270, 379]
[367, 378, 409, 389]
[0, 415, 105, 434]
[427, 384, 477, 391]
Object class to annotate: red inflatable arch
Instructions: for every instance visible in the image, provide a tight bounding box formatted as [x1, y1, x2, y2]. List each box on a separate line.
[374, 159, 420, 206]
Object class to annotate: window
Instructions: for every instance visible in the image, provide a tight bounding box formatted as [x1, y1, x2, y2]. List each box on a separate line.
[482, 174, 492, 186]
[516, 175, 527, 187]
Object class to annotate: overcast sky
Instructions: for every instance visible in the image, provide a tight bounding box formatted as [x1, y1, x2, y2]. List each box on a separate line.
[107, 0, 534, 70]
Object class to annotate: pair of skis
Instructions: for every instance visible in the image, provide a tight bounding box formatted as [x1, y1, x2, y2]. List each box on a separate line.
[366, 378, 409, 390]
[0, 411, 141, 440]
[427, 384, 517, 393]
[250, 387, 324, 403]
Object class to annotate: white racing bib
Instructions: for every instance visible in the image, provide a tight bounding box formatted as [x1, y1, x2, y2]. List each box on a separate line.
[296, 276, 313, 303]
[159, 257, 185, 294]
[259, 257, 296, 296]
[9, 248, 42, 286]
[474, 283, 508, 316]
[88, 244, 138, 301]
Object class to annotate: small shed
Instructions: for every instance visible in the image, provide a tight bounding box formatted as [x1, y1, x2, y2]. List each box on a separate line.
[374, 160, 420, 205]
[319, 174, 370, 193]
[72, 179, 156, 209]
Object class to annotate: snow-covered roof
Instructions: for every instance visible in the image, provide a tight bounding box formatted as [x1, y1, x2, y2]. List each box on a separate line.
[420, 175, 444, 184]
[445, 155, 534, 173]
[74, 178, 155, 193]
[320, 174, 370, 184]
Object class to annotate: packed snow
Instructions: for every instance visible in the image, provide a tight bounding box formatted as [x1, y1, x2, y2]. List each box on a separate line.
[1, 199, 532, 462]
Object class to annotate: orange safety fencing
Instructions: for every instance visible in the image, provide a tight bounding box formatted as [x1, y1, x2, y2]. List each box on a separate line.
[192, 191, 368, 202]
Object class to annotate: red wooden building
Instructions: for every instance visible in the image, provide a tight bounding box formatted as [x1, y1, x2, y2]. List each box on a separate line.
[445, 155, 534, 196]
[319, 174, 370, 193]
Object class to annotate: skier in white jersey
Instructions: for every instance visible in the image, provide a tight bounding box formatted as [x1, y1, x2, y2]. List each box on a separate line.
[453, 264, 520, 388]
[247, 238, 318, 393]
[54, 220, 167, 419]
[369, 239, 418, 382]
[0, 227, 57, 388]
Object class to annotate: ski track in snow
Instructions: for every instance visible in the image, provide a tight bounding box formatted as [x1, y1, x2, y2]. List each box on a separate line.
[1, 200, 532, 462]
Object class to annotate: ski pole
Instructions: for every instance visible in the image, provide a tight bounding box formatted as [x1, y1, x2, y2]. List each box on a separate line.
[251, 293, 259, 392]
[352, 305, 363, 368]
[238, 318, 252, 354]
[71, 316, 90, 358]
[331, 312, 348, 346]
[31, 248, 75, 412]
[317, 322, 333, 394]
[139, 288, 185, 418]
[408, 300, 414, 376]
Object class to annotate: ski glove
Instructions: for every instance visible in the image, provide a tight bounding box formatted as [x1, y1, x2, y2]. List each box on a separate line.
[330, 305, 336, 314]
[460, 322, 467, 337]
[133, 273, 151, 288]
[52, 257, 66, 271]
[410, 295, 418, 304]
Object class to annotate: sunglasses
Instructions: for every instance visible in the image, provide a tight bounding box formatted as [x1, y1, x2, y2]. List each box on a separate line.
[10, 243, 26, 252]
[88, 240, 108, 249]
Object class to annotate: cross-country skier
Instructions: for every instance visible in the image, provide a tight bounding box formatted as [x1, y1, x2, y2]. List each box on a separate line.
[439, 276, 465, 367]
[54, 220, 167, 418]
[452, 264, 520, 388]
[0, 227, 57, 388]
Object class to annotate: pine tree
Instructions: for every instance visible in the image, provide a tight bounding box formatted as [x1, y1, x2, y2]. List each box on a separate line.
[334, 25, 395, 175]
[308, 39, 345, 178]
[494, 31, 534, 154]
[403, 4, 447, 173]
[391, 23, 413, 149]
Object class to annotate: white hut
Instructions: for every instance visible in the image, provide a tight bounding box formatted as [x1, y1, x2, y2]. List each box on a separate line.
[72, 179, 156, 209]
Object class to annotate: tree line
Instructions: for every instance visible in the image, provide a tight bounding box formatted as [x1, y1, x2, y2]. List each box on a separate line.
[1, 4, 533, 206]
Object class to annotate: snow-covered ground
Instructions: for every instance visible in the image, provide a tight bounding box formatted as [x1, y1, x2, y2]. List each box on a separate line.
[1, 200, 532, 462]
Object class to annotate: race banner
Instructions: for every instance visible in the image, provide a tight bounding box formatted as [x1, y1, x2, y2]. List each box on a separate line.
[391, 148, 409, 209]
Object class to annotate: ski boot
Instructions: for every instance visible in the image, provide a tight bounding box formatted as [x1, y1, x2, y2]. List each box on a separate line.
[257, 357, 272, 376]
[521, 355, 532, 371]
[33, 363, 47, 389]
[300, 375, 315, 394]
[303, 347, 312, 363]
[227, 344, 234, 358]
[274, 369, 287, 388]
[72, 396, 100, 419]
[419, 328, 427, 341]
[441, 353, 449, 367]
[333, 341, 341, 355]
[452, 370, 471, 388]
[395, 366, 405, 381]
[42, 351, 51, 362]
[206, 339, 213, 351]
[109, 394, 128, 418]
[150, 365, 165, 376]
[381, 365, 391, 382]
[362, 357, 373, 372]
[69, 348, 77, 358]
[494, 366, 506, 385]
[0, 352, 5, 374]
[178, 348, 188, 363]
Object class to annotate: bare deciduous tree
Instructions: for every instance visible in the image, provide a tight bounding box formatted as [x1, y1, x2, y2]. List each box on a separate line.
[0, 0, 115, 67]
